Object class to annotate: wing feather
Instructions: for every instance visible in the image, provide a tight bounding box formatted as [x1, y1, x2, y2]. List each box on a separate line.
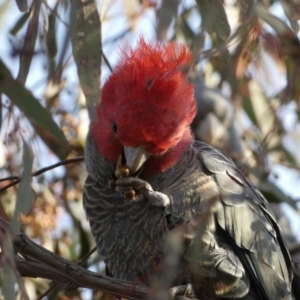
[196, 141, 292, 299]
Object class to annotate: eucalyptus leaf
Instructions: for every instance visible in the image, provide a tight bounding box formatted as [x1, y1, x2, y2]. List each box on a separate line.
[280, 0, 300, 31]
[15, 0, 28, 12]
[17, 0, 42, 85]
[242, 95, 259, 128]
[9, 10, 30, 36]
[156, 0, 180, 40]
[11, 141, 34, 232]
[196, 0, 230, 42]
[3, 233, 16, 300]
[0, 59, 70, 159]
[196, 0, 230, 61]
[259, 180, 297, 208]
[253, 3, 293, 35]
[69, 0, 101, 121]
[179, 10, 196, 42]
[46, 9, 58, 76]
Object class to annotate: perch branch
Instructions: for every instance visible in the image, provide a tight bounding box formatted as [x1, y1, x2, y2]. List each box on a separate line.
[13, 233, 149, 300]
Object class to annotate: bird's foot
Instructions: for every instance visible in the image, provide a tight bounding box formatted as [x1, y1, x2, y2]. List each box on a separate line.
[115, 177, 170, 207]
[169, 283, 198, 300]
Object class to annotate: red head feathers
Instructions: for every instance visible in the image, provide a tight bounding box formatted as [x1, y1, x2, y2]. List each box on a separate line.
[91, 38, 196, 175]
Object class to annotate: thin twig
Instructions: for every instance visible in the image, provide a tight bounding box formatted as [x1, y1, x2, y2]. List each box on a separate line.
[36, 282, 58, 300]
[79, 246, 97, 264]
[0, 176, 19, 182]
[32, 156, 84, 176]
[0, 156, 84, 193]
[0, 179, 20, 193]
[101, 50, 113, 72]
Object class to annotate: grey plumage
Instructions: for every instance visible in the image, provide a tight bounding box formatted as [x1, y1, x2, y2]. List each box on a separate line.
[84, 133, 293, 299]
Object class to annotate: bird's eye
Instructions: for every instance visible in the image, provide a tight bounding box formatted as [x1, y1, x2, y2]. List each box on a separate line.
[111, 122, 118, 134]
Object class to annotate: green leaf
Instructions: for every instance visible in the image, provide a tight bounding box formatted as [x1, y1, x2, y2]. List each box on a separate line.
[156, 0, 180, 40]
[254, 3, 300, 104]
[46, 12, 57, 58]
[9, 10, 30, 36]
[0, 59, 70, 159]
[11, 141, 34, 232]
[78, 220, 91, 261]
[179, 9, 196, 42]
[242, 96, 259, 128]
[3, 233, 16, 300]
[54, 2, 71, 82]
[15, 0, 28, 12]
[253, 3, 293, 36]
[17, 0, 42, 85]
[259, 179, 297, 208]
[248, 81, 282, 151]
[195, 0, 230, 61]
[46, 9, 58, 75]
[280, 0, 300, 30]
[69, 0, 101, 121]
[196, 0, 231, 42]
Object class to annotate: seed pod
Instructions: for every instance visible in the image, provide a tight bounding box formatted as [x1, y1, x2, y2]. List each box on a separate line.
[115, 164, 130, 178]
[124, 189, 136, 199]
[119, 165, 130, 177]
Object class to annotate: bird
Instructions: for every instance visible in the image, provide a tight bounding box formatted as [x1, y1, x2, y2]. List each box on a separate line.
[83, 38, 293, 300]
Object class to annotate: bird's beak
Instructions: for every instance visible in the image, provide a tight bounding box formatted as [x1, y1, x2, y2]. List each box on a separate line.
[124, 146, 150, 175]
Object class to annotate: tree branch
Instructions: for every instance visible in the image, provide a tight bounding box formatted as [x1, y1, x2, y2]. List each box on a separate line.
[13, 233, 149, 300]
[15, 255, 70, 284]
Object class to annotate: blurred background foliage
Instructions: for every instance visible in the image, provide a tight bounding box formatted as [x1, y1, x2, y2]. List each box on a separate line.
[0, 0, 300, 299]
